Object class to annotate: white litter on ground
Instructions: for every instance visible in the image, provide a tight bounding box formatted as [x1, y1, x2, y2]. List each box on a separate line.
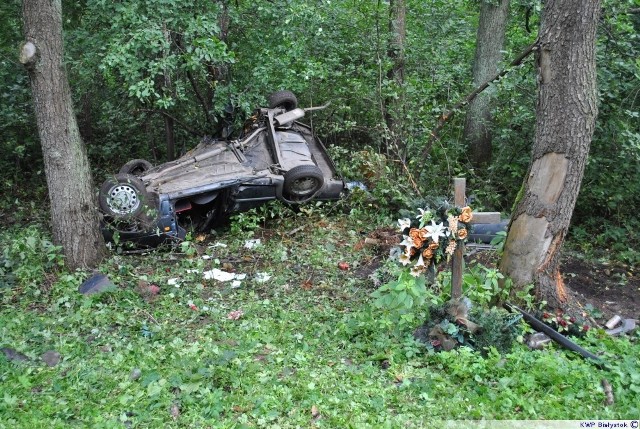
[203, 268, 247, 283]
[244, 239, 262, 249]
[254, 272, 272, 283]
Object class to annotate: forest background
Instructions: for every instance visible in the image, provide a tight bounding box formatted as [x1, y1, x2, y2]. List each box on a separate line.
[1, 1, 640, 426]
[0, 0, 638, 264]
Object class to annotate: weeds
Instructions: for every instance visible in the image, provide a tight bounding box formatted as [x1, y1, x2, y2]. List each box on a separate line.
[1, 210, 638, 427]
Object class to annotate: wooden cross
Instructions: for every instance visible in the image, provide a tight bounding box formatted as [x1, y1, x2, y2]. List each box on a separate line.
[451, 178, 502, 300]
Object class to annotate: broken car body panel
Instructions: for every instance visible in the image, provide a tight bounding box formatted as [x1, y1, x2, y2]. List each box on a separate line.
[99, 97, 344, 246]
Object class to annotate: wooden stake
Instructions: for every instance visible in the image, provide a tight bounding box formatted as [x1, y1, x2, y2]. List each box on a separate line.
[451, 178, 466, 300]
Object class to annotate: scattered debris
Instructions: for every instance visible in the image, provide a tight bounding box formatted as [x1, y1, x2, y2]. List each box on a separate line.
[135, 280, 161, 302]
[287, 226, 305, 236]
[311, 404, 320, 419]
[41, 350, 61, 367]
[605, 318, 637, 336]
[203, 269, 247, 283]
[78, 273, 116, 295]
[526, 332, 552, 350]
[605, 315, 622, 330]
[601, 379, 614, 405]
[1, 347, 30, 363]
[244, 239, 261, 249]
[254, 272, 272, 283]
[227, 310, 244, 320]
[338, 261, 350, 271]
[506, 303, 604, 368]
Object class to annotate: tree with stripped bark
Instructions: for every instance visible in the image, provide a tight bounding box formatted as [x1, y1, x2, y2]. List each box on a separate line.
[499, 0, 601, 309]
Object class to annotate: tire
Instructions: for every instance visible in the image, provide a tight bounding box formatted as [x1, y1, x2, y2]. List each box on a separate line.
[118, 159, 153, 176]
[99, 173, 151, 219]
[283, 165, 324, 202]
[268, 90, 298, 111]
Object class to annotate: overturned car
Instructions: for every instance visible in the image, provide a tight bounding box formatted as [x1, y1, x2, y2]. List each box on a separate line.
[98, 91, 345, 246]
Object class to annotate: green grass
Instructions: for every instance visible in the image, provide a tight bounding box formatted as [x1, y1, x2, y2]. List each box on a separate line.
[1, 209, 639, 427]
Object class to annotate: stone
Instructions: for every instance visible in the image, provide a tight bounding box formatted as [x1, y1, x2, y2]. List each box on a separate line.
[78, 273, 116, 295]
[1, 347, 30, 363]
[527, 332, 552, 350]
[41, 350, 61, 367]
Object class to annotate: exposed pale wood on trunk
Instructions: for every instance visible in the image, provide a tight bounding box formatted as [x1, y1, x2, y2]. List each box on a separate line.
[499, 0, 600, 309]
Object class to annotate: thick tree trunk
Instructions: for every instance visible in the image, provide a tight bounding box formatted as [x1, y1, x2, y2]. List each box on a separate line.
[463, 0, 510, 166]
[499, 0, 600, 309]
[384, 0, 406, 155]
[21, 0, 105, 269]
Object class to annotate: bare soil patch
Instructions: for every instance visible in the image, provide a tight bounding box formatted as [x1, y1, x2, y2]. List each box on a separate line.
[562, 253, 639, 322]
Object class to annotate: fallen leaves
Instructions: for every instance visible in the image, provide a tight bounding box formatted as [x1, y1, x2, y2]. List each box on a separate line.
[227, 310, 244, 320]
[311, 404, 320, 419]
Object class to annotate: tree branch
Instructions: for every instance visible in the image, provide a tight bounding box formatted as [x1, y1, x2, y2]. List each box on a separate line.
[138, 109, 202, 137]
[421, 40, 539, 158]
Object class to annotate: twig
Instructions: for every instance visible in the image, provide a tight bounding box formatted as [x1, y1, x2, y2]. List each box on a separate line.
[286, 226, 305, 236]
[138, 308, 159, 325]
[421, 40, 539, 158]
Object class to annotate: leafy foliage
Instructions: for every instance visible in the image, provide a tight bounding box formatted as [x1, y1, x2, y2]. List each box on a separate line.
[2, 213, 639, 426]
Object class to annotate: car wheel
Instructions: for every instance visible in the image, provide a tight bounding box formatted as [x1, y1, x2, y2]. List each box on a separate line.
[99, 173, 150, 219]
[283, 165, 324, 202]
[118, 159, 153, 176]
[268, 90, 298, 111]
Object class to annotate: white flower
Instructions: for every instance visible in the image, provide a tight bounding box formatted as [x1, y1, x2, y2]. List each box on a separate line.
[399, 234, 414, 250]
[425, 220, 447, 243]
[397, 218, 411, 232]
[399, 248, 412, 266]
[410, 255, 427, 277]
[415, 208, 433, 227]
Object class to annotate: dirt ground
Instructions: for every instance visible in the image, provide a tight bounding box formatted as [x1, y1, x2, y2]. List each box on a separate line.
[467, 247, 639, 325]
[561, 253, 639, 323]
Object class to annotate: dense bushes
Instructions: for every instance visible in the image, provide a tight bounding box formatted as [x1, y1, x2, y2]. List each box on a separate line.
[0, 0, 638, 258]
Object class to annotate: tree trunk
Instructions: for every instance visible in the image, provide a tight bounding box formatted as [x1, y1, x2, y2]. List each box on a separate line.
[21, 0, 105, 269]
[162, 22, 176, 161]
[499, 0, 600, 309]
[463, 0, 510, 166]
[384, 0, 406, 156]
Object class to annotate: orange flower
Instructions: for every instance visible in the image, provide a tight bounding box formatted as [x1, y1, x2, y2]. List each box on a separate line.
[422, 248, 434, 260]
[418, 228, 429, 240]
[429, 242, 439, 250]
[409, 228, 424, 247]
[457, 228, 468, 239]
[459, 206, 473, 223]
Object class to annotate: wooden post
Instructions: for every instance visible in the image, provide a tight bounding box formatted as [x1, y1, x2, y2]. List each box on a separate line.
[451, 178, 466, 300]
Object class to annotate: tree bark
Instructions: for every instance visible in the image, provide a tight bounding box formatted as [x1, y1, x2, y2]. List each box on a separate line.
[162, 22, 176, 160]
[384, 0, 406, 155]
[21, 0, 105, 269]
[463, 0, 510, 166]
[499, 0, 600, 309]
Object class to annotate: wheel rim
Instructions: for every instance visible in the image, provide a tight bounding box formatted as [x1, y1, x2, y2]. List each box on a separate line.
[290, 177, 320, 196]
[107, 184, 140, 215]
